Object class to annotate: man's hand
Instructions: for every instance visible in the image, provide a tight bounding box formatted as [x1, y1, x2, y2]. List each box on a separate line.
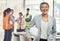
[28, 38, 32, 41]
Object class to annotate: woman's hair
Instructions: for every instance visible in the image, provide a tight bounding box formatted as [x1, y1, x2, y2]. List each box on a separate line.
[19, 12, 23, 16]
[3, 9, 7, 17]
[40, 2, 49, 8]
[3, 8, 11, 17]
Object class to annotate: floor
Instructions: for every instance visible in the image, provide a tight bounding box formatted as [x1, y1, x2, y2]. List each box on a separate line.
[0, 27, 60, 41]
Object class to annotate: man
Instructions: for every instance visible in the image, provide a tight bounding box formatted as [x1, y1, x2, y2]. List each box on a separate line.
[10, 9, 15, 31]
[24, 8, 32, 27]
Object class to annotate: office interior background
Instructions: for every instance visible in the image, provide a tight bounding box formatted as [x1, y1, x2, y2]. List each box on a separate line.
[0, 0, 60, 41]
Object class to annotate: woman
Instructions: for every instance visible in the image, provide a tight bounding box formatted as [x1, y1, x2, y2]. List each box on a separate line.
[16, 12, 25, 32]
[13, 12, 25, 41]
[26, 2, 56, 41]
[3, 8, 13, 41]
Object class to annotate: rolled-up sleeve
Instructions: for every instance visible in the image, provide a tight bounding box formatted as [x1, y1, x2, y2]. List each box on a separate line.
[25, 15, 32, 22]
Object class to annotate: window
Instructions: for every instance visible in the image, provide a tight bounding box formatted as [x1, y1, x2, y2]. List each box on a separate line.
[54, 0, 60, 37]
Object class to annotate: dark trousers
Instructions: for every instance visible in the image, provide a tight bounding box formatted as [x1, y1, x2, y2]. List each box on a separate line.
[39, 38, 47, 41]
[3, 29, 12, 41]
[17, 29, 25, 32]
[31, 38, 47, 41]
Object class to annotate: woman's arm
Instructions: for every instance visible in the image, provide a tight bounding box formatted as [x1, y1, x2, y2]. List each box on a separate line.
[25, 17, 35, 41]
[52, 18, 56, 41]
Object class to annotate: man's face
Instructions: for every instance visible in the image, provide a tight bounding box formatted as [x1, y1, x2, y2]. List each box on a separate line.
[11, 10, 14, 14]
[40, 4, 49, 15]
[10, 11, 12, 15]
[27, 10, 29, 14]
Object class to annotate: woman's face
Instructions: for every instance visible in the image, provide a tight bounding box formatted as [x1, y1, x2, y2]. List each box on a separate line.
[19, 14, 22, 17]
[40, 4, 49, 15]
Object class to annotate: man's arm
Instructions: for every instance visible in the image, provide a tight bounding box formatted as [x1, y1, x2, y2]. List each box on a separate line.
[25, 15, 32, 22]
[10, 15, 15, 25]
